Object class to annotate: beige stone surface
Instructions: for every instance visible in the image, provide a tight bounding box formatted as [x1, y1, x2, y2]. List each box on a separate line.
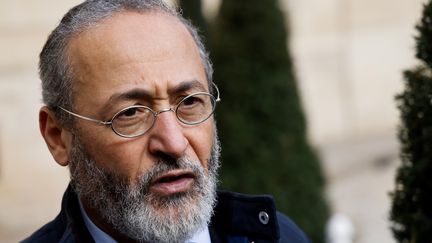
[285, 0, 424, 144]
[0, 1, 81, 241]
[320, 134, 399, 243]
[283, 1, 424, 242]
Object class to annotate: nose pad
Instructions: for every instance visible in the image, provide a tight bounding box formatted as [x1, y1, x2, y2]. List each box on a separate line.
[147, 109, 188, 159]
[155, 107, 175, 116]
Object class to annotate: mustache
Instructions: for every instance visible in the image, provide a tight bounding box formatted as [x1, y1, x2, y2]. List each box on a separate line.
[113, 156, 205, 196]
[144, 157, 203, 183]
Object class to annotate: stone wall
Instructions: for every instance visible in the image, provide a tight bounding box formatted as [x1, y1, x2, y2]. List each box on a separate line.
[284, 0, 424, 145]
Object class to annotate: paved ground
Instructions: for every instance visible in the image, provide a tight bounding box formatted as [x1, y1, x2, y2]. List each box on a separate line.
[321, 134, 399, 243]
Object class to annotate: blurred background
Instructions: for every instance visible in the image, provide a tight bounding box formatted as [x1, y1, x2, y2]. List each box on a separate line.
[0, 0, 425, 242]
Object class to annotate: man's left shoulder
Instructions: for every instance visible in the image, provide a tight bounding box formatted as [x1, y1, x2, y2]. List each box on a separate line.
[212, 191, 310, 243]
[275, 211, 310, 243]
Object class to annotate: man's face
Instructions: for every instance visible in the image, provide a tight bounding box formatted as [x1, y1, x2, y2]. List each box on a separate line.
[68, 11, 213, 187]
[64, 11, 219, 242]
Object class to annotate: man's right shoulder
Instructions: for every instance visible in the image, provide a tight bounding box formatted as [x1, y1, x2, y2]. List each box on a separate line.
[22, 185, 96, 243]
[21, 214, 72, 243]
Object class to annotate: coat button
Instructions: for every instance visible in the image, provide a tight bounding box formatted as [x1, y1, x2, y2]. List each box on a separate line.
[258, 211, 269, 225]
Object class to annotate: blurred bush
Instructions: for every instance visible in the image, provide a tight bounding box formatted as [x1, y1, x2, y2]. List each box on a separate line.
[179, 0, 329, 242]
[391, 1, 432, 241]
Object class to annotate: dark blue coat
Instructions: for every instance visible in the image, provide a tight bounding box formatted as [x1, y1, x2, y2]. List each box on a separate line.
[22, 185, 310, 243]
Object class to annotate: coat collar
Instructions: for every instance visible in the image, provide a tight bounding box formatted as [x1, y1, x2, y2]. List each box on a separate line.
[60, 184, 95, 242]
[210, 190, 280, 242]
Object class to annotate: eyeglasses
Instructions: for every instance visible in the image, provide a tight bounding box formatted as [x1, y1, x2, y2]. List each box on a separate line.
[58, 83, 221, 138]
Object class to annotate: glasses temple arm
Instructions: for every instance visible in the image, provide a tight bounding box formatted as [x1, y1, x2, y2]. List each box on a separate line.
[212, 82, 221, 102]
[58, 107, 111, 125]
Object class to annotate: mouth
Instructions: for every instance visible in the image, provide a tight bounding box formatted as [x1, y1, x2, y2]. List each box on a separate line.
[150, 169, 196, 196]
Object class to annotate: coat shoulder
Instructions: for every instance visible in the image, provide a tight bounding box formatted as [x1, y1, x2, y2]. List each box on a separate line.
[21, 214, 68, 243]
[276, 212, 310, 243]
[213, 190, 310, 243]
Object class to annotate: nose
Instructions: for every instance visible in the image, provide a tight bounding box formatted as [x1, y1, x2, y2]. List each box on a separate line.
[147, 109, 188, 159]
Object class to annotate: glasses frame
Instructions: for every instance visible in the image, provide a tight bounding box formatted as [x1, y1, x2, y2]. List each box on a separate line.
[58, 83, 221, 138]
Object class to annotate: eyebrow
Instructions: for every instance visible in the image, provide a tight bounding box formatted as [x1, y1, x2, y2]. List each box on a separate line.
[101, 88, 153, 117]
[169, 80, 207, 95]
[102, 80, 208, 115]
[108, 80, 207, 103]
[108, 88, 153, 104]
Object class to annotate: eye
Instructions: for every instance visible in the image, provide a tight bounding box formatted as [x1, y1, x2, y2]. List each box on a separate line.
[177, 94, 212, 115]
[182, 96, 202, 106]
[120, 107, 138, 117]
[112, 106, 154, 137]
[115, 106, 152, 122]
[176, 93, 215, 124]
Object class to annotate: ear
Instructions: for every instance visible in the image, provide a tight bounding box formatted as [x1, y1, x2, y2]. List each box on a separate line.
[39, 106, 72, 166]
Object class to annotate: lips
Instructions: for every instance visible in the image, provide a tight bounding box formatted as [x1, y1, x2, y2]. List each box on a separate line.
[150, 169, 196, 196]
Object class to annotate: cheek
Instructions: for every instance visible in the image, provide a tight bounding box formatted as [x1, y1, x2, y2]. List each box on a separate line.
[77, 127, 150, 178]
[185, 121, 214, 169]
[107, 141, 157, 177]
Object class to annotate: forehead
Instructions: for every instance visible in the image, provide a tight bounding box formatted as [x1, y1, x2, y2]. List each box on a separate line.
[70, 11, 194, 62]
[66, 11, 206, 106]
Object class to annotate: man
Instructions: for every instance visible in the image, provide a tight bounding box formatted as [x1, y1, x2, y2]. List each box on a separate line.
[24, 0, 310, 242]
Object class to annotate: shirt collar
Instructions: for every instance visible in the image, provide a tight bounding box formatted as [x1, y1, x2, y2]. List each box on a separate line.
[78, 199, 117, 243]
[187, 227, 211, 243]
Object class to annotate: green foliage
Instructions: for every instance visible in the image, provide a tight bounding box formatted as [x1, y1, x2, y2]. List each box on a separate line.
[391, 2, 432, 242]
[391, 67, 432, 242]
[416, 2, 432, 68]
[207, 0, 329, 242]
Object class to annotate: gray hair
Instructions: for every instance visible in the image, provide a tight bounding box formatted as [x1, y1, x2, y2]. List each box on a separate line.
[39, 0, 213, 126]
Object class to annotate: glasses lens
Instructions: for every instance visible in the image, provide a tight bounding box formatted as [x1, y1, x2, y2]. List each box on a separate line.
[112, 106, 154, 137]
[176, 93, 216, 125]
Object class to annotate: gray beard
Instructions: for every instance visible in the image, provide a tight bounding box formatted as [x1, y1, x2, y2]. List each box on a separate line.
[68, 132, 221, 243]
